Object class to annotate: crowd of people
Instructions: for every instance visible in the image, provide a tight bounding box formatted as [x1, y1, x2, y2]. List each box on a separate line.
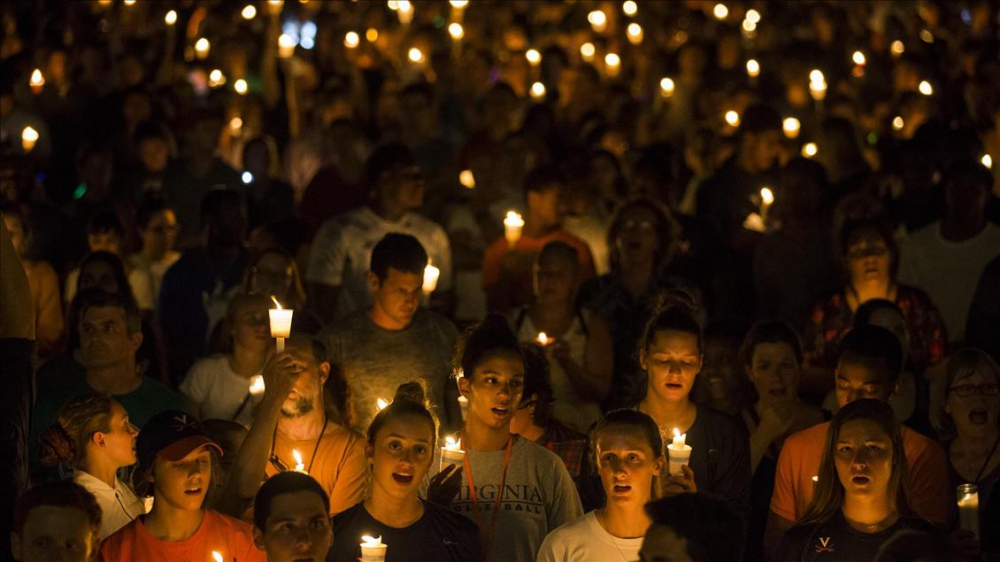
[1, 0, 1000, 561]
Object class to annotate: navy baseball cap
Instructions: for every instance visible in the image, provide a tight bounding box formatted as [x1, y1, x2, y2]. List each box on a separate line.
[137, 411, 223, 469]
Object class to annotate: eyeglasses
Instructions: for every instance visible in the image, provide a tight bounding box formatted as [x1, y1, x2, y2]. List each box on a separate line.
[949, 383, 1000, 397]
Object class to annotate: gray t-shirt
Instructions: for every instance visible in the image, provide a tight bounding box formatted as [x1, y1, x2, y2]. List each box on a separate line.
[321, 308, 458, 432]
[435, 436, 584, 562]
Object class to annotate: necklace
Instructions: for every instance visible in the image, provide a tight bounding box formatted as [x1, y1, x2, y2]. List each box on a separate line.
[595, 510, 641, 562]
[844, 510, 898, 533]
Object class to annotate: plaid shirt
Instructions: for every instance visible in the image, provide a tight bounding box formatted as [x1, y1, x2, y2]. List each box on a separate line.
[537, 421, 587, 480]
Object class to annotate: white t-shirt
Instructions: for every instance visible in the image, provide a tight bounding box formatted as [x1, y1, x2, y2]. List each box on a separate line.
[305, 207, 453, 320]
[536, 511, 643, 562]
[127, 252, 181, 313]
[179, 354, 261, 425]
[73, 470, 145, 540]
[898, 222, 1000, 341]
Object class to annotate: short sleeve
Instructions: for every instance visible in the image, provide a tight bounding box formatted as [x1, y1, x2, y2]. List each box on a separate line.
[545, 451, 584, 531]
[179, 359, 213, 408]
[306, 220, 347, 285]
[770, 437, 799, 523]
[905, 432, 949, 525]
[327, 432, 369, 516]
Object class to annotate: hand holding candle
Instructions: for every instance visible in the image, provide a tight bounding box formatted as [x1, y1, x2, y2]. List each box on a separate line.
[269, 296, 293, 352]
[504, 211, 524, 248]
[957, 484, 979, 540]
[439, 435, 466, 472]
[667, 428, 692, 476]
[360, 535, 387, 562]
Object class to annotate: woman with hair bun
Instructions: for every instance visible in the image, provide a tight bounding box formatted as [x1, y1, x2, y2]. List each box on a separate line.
[329, 381, 483, 562]
[39, 392, 142, 539]
[442, 314, 583, 562]
[635, 291, 751, 520]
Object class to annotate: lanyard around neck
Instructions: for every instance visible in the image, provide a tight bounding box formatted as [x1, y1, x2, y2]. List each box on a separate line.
[461, 435, 514, 559]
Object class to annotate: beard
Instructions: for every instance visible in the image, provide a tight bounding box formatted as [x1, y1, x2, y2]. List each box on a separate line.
[281, 395, 315, 418]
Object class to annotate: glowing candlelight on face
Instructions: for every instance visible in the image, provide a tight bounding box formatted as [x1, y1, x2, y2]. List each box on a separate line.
[526, 49, 541, 67]
[212, 551, 224, 562]
[234, 79, 249, 95]
[439, 435, 466, 471]
[627, 23, 643, 45]
[530, 81, 546, 101]
[459, 169, 475, 189]
[504, 211, 524, 247]
[982, 154, 992, 169]
[269, 296, 293, 352]
[918, 80, 933, 96]
[21, 127, 39, 153]
[622, 1, 638, 16]
[890, 40, 904, 57]
[249, 375, 266, 395]
[165, 10, 177, 25]
[242, 4, 257, 19]
[408, 47, 424, 63]
[278, 34, 296, 58]
[376, 398, 389, 411]
[423, 262, 440, 293]
[725, 110, 740, 127]
[587, 10, 607, 33]
[802, 142, 818, 158]
[195, 38, 210, 60]
[360, 535, 387, 562]
[957, 484, 980, 540]
[580, 42, 596, 62]
[209, 69, 226, 88]
[712, 3, 729, 20]
[659, 77, 675, 98]
[746, 59, 760, 78]
[448, 23, 464, 40]
[344, 31, 360, 49]
[292, 449, 305, 472]
[783, 117, 801, 139]
[604, 53, 621, 77]
[30, 69, 44, 94]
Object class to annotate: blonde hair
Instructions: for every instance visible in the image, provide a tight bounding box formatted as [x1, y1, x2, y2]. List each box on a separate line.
[39, 393, 117, 469]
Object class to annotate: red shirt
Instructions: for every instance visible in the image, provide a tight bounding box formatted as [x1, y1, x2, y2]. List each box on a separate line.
[481, 230, 596, 312]
[100, 509, 265, 562]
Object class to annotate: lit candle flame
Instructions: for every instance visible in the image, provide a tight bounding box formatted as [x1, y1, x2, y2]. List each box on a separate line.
[242, 4, 257, 19]
[423, 262, 440, 293]
[443, 436, 463, 452]
[802, 143, 818, 158]
[361, 535, 383, 547]
[659, 77, 675, 97]
[21, 126, 39, 153]
[271, 296, 283, 310]
[712, 3, 728, 20]
[292, 449, 305, 472]
[212, 551, 224, 562]
[408, 47, 424, 63]
[30, 69, 44, 88]
[195, 38, 210, 59]
[918, 80, 933, 96]
[725, 110, 740, 127]
[622, 1, 638, 16]
[448, 23, 464, 40]
[459, 169, 475, 189]
[344, 31, 360, 48]
[537, 332, 550, 346]
[783, 117, 801, 139]
[526, 49, 541, 66]
[249, 375, 265, 395]
[852, 51, 866, 66]
[580, 42, 595, 62]
[165, 10, 177, 25]
[746, 59, 760, 78]
[377, 398, 389, 411]
[760, 187, 774, 206]
[671, 428, 687, 449]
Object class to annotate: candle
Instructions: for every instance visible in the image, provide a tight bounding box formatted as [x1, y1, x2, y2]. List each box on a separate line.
[21, 127, 39, 153]
[626, 23, 643, 45]
[957, 484, 979, 540]
[536, 332, 552, 347]
[448, 23, 464, 40]
[269, 297, 293, 352]
[267, 0, 284, 16]
[529, 82, 546, 101]
[604, 53, 621, 78]
[659, 77, 675, 98]
[782, 117, 801, 139]
[587, 10, 607, 34]
[667, 428, 692, 476]
[344, 31, 360, 49]
[164, 10, 177, 26]
[229, 116, 243, 134]
[890, 40, 904, 57]
[397, 0, 413, 25]
[809, 70, 827, 106]
[712, 3, 729, 20]
[622, 1, 638, 17]
[892, 116, 905, 132]
[208, 69, 226, 88]
[504, 211, 524, 248]
[361, 535, 387, 562]
[759, 186, 774, 220]
[439, 435, 466, 472]
[982, 154, 993, 169]
[376, 398, 389, 411]
[459, 169, 475, 189]
[249, 375, 266, 396]
[423, 262, 440, 293]
[195, 38, 210, 60]
[449, 0, 468, 8]
[580, 42, 596, 63]
[292, 449, 306, 472]
[526, 49, 541, 67]
[242, 4, 257, 19]
[746, 59, 760, 85]
[408, 47, 424, 64]
[278, 34, 296, 58]
[918, 80, 933, 96]
[457, 395, 469, 421]
[725, 110, 740, 127]
[212, 551, 223, 562]
[29, 69, 44, 95]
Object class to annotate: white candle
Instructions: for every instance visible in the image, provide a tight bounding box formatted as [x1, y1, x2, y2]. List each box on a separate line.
[292, 449, 306, 473]
[29, 69, 44, 95]
[626, 23, 643, 45]
[504, 211, 524, 248]
[234, 79, 249, 95]
[439, 435, 466, 472]
[526, 49, 541, 67]
[782, 117, 801, 139]
[269, 297, 293, 352]
[164, 10, 177, 26]
[957, 484, 979, 540]
[809, 70, 827, 102]
[530, 82, 546, 102]
[195, 38, 210, 59]
[278, 34, 296, 58]
[667, 428, 692, 476]
[459, 169, 475, 189]
[537, 332, 552, 347]
[423, 263, 440, 293]
[746, 59, 760, 86]
[759, 187, 774, 224]
[360, 535, 387, 562]
[587, 10, 607, 33]
[21, 127, 39, 153]
[580, 42, 596, 63]
[248, 375, 265, 396]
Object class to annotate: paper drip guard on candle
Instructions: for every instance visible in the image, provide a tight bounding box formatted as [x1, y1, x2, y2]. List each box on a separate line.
[439, 436, 466, 472]
[667, 428, 692, 476]
[957, 484, 980, 540]
[269, 296, 293, 352]
[360, 535, 387, 562]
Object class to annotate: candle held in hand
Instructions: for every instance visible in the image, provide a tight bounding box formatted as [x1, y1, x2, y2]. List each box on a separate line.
[360, 535, 387, 562]
[292, 449, 306, 473]
[439, 435, 466, 472]
[423, 262, 440, 293]
[269, 296, 293, 352]
[667, 428, 692, 476]
[504, 211, 524, 248]
[957, 484, 979, 540]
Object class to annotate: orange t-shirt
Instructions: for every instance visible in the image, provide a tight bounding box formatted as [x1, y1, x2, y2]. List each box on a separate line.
[265, 422, 367, 516]
[99, 509, 264, 562]
[481, 230, 596, 312]
[770, 421, 949, 524]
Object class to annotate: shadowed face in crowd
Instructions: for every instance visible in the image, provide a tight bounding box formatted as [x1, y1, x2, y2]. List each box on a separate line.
[749, 342, 800, 403]
[615, 206, 660, 266]
[78, 306, 141, 370]
[10, 506, 98, 562]
[845, 229, 891, 287]
[141, 209, 178, 259]
[641, 330, 702, 404]
[533, 252, 578, 305]
[833, 418, 893, 500]
[253, 490, 333, 562]
[835, 354, 898, 408]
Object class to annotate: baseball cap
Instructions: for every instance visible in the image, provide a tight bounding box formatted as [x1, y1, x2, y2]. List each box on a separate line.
[136, 410, 223, 469]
